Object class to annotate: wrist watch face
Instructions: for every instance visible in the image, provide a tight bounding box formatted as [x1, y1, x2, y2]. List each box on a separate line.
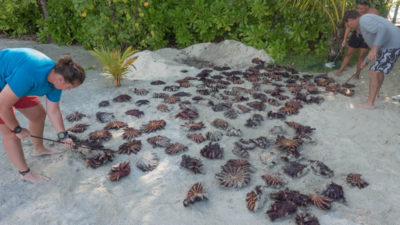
[58, 131, 67, 140]
[13, 126, 22, 133]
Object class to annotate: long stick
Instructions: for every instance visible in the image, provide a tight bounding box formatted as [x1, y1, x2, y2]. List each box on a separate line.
[333, 46, 343, 63]
[343, 73, 357, 85]
[30, 135, 92, 150]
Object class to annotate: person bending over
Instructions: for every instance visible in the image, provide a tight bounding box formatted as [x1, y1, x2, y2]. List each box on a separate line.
[0, 48, 85, 183]
[336, 0, 379, 78]
[343, 11, 400, 109]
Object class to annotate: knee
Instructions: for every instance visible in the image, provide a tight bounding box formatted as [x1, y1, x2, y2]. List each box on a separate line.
[345, 51, 354, 57]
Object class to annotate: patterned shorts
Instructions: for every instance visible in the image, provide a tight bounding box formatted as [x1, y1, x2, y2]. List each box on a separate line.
[370, 48, 400, 75]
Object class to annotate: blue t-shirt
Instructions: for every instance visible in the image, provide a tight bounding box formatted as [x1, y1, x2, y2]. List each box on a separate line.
[0, 48, 61, 102]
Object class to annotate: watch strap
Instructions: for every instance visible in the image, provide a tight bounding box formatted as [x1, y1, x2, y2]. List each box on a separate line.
[57, 131, 69, 141]
[13, 125, 22, 134]
[19, 168, 30, 176]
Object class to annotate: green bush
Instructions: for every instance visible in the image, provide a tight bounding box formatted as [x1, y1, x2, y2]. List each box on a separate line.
[37, 0, 85, 44]
[375, 0, 392, 17]
[0, 0, 353, 62]
[0, 0, 41, 37]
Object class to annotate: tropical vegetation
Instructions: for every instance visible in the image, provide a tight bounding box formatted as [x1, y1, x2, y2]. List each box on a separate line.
[0, 0, 395, 70]
[89, 46, 138, 87]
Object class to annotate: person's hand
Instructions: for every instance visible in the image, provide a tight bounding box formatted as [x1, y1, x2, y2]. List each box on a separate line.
[360, 61, 368, 69]
[15, 128, 30, 139]
[341, 40, 347, 47]
[368, 46, 378, 61]
[367, 51, 377, 61]
[61, 138, 75, 148]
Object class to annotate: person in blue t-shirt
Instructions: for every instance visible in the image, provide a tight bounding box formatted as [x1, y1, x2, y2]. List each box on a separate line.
[0, 48, 85, 184]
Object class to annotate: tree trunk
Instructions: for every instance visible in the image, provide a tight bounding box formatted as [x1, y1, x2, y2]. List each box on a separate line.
[114, 77, 121, 87]
[393, 3, 399, 24]
[327, 21, 345, 62]
[37, 0, 49, 18]
[36, 0, 52, 43]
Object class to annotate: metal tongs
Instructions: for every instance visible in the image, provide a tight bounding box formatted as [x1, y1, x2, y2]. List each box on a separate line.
[30, 135, 94, 158]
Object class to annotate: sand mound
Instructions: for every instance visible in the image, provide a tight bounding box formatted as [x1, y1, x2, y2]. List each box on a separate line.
[126, 40, 272, 81]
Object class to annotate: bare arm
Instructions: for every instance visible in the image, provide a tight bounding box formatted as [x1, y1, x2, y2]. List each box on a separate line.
[45, 98, 66, 133]
[361, 45, 379, 68]
[0, 85, 30, 138]
[0, 85, 20, 130]
[369, 8, 379, 15]
[342, 25, 351, 47]
[46, 99, 74, 147]
[368, 45, 379, 61]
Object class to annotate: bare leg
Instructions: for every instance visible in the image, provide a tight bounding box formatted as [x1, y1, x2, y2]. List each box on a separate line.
[336, 47, 357, 76]
[356, 70, 384, 109]
[17, 104, 60, 156]
[0, 124, 49, 184]
[376, 71, 384, 98]
[355, 48, 369, 79]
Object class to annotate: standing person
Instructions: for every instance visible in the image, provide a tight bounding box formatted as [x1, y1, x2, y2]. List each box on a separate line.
[343, 11, 400, 109]
[0, 48, 86, 183]
[336, 0, 379, 77]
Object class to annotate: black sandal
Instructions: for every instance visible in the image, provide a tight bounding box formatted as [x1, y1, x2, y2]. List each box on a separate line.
[19, 168, 31, 176]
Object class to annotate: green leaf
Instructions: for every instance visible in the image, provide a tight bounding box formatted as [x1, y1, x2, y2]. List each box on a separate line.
[89, 46, 139, 87]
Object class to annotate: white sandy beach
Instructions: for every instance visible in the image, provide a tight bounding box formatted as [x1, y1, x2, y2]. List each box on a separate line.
[0, 39, 400, 225]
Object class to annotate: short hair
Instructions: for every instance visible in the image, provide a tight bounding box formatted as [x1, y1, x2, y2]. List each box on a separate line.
[356, 0, 370, 6]
[343, 10, 361, 23]
[54, 55, 86, 85]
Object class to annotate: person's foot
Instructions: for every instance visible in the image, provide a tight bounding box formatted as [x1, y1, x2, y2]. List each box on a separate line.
[355, 102, 375, 109]
[32, 146, 61, 156]
[21, 171, 50, 184]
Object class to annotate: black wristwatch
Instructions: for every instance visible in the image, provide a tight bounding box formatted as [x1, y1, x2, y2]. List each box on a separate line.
[13, 125, 22, 134]
[57, 131, 69, 141]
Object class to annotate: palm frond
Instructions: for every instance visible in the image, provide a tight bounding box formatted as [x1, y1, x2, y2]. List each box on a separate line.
[89, 46, 139, 87]
[284, 0, 352, 34]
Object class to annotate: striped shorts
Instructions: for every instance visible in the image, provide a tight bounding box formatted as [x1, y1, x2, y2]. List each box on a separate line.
[370, 48, 400, 75]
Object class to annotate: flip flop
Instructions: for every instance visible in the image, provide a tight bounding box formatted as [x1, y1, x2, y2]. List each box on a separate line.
[392, 95, 400, 102]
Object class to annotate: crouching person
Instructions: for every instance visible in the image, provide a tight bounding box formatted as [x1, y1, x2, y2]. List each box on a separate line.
[0, 48, 85, 183]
